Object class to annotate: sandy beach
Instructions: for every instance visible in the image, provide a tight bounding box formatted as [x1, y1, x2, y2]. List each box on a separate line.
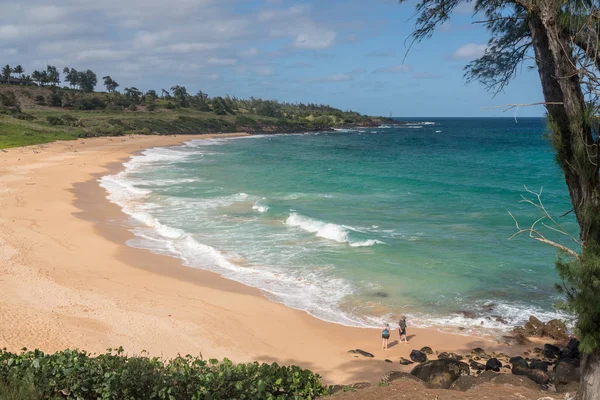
[0, 134, 526, 384]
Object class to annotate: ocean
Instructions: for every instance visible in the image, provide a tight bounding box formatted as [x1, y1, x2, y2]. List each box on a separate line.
[99, 118, 577, 336]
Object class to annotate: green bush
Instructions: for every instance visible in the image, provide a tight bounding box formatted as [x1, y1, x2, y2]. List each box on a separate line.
[146, 103, 156, 112]
[34, 95, 45, 106]
[14, 113, 36, 121]
[46, 116, 64, 126]
[0, 348, 328, 399]
[60, 114, 81, 127]
[128, 104, 137, 111]
[105, 104, 124, 112]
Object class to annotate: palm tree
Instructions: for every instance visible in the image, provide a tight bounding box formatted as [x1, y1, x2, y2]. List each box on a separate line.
[2, 64, 12, 84]
[13, 65, 24, 80]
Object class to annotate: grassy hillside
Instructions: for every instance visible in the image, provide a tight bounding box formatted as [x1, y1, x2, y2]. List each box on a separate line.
[0, 85, 392, 149]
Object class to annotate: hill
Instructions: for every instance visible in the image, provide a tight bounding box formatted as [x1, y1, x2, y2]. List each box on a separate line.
[0, 84, 393, 149]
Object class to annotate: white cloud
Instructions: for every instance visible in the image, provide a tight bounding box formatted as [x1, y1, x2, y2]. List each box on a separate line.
[28, 5, 68, 23]
[241, 47, 259, 57]
[207, 57, 238, 65]
[373, 64, 412, 74]
[169, 43, 223, 53]
[310, 73, 353, 83]
[451, 43, 486, 60]
[294, 30, 336, 49]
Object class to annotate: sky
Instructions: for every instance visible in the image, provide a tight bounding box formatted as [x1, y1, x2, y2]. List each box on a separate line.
[0, 0, 545, 117]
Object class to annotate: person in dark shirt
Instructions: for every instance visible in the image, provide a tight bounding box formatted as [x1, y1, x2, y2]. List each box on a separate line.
[399, 316, 408, 343]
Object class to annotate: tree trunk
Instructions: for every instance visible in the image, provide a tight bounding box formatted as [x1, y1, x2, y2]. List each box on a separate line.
[580, 348, 600, 400]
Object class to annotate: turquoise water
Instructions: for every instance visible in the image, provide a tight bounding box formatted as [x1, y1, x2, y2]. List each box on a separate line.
[100, 118, 577, 335]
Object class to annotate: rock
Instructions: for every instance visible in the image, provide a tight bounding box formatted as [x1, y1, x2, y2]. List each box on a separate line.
[543, 319, 568, 341]
[509, 356, 529, 369]
[381, 371, 425, 385]
[533, 347, 543, 354]
[485, 358, 502, 372]
[384, 359, 393, 363]
[557, 381, 581, 394]
[354, 349, 374, 358]
[410, 350, 427, 363]
[399, 357, 414, 365]
[347, 350, 356, 354]
[555, 358, 580, 392]
[529, 359, 550, 372]
[524, 315, 545, 336]
[420, 346, 433, 355]
[372, 291, 389, 298]
[410, 359, 470, 389]
[543, 344, 562, 359]
[512, 364, 550, 385]
[469, 360, 486, 371]
[471, 348, 487, 358]
[494, 315, 508, 324]
[483, 303, 496, 312]
[450, 375, 482, 391]
[493, 374, 540, 390]
[508, 327, 531, 344]
[563, 338, 580, 359]
[328, 385, 345, 395]
[438, 352, 463, 361]
[457, 311, 477, 319]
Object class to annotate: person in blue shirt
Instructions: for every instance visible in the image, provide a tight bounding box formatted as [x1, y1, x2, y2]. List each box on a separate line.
[382, 323, 391, 349]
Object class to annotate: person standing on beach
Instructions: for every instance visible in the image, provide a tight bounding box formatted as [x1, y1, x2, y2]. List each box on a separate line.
[399, 316, 408, 343]
[382, 323, 391, 349]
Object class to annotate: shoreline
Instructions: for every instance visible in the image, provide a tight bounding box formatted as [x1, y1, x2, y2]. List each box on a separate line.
[0, 134, 531, 384]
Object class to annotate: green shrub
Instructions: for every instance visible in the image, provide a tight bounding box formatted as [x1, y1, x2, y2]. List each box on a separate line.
[146, 103, 156, 112]
[138, 128, 152, 135]
[14, 113, 36, 121]
[165, 101, 175, 109]
[128, 104, 137, 111]
[46, 116, 64, 126]
[48, 91, 63, 107]
[21, 90, 32, 98]
[60, 114, 81, 127]
[105, 104, 124, 112]
[0, 348, 328, 399]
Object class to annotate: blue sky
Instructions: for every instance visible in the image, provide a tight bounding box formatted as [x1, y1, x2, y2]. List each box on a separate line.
[0, 0, 544, 117]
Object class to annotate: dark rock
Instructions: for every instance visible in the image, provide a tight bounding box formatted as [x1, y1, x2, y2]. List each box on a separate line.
[410, 359, 470, 389]
[420, 346, 433, 355]
[354, 349, 374, 358]
[469, 360, 486, 371]
[437, 352, 463, 361]
[509, 356, 529, 369]
[410, 350, 427, 363]
[347, 350, 356, 354]
[351, 382, 371, 389]
[471, 348, 487, 357]
[563, 338, 580, 359]
[494, 316, 508, 324]
[524, 315, 545, 336]
[485, 358, 502, 372]
[372, 291, 389, 298]
[512, 364, 550, 385]
[509, 327, 531, 344]
[329, 385, 345, 395]
[493, 374, 540, 390]
[543, 344, 562, 359]
[554, 358, 580, 392]
[483, 303, 496, 312]
[381, 371, 425, 385]
[533, 347, 543, 354]
[399, 357, 414, 365]
[529, 359, 550, 372]
[384, 359, 393, 363]
[503, 365, 511, 370]
[543, 319, 568, 341]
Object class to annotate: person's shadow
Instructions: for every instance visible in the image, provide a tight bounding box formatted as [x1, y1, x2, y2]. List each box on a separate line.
[387, 340, 399, 348]
[406, 334, 416, 342]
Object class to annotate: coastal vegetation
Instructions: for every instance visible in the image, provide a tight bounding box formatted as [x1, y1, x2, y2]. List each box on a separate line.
[0, 63, 391, 149]
[0, 347, 328, 399]
[400, 0, 600, 397]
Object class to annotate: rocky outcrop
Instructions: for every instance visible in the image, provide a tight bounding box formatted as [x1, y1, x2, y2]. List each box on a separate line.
[410, 350, 427, 363]
[529, 359, 550, 372]
[524, 316, 545, 336]
[512, 364, 549, 385]
[419, 346, 433, 355]
[381, 371, 426, 385]
[554, 358, 581, 393]
[469, 360, 486, 372]
[543, 319, 568, 341]
[437, 352, 463, 361]
[410, 359, 470, 389]
[542, 344, 562, 359]
[513, 316, 569, 342]
[399, 357, 414, 365]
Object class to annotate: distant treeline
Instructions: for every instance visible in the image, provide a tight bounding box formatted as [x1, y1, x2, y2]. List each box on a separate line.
[1, 62, 372, 125]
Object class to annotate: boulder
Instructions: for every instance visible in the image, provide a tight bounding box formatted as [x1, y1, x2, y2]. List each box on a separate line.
[509, 356, 529, 369]
[384, 359, 393, 363]
[563, 338, 580, 360]
[381, 371, 425, 385]
[493, 374, 540, 390]
[449, 375, 482, 391]
[508, 327, 531, 344]
[410, 350, 427, 363]
[512, 364, 550, 385]
[524, 316, 545, 336]
[557, 381, 581, 394]
[471, 347, 487, 358]
[529, 359, 550, 372]
[420, 346, 433, 355]
[543, 344, 562, 359]
[437, 352, 463, 361]
[457, 310, 477, 319]
[351, 382, 371, 389]
[410, 359, 470, 389]
[485, 358, 502, 372]
[399, 357, 414, 365]
[543, 319, 568, 341]
[354, 349, 374, 358]
[554, 358, 580, 392]
[470, 360, 486, 371]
